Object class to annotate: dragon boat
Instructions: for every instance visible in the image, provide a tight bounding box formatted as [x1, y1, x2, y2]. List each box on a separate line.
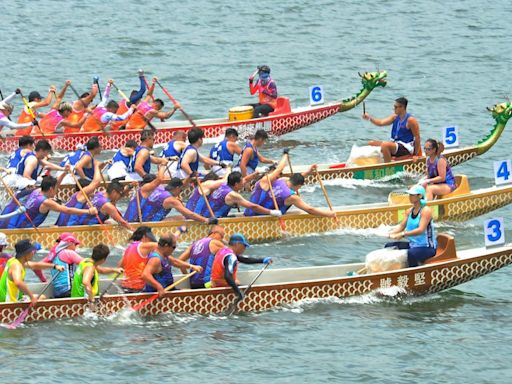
[2, 234, 511, 324]
[30, 100, 511, 205]
[2, 175, 512, 248]
[0, 71, 387, 152]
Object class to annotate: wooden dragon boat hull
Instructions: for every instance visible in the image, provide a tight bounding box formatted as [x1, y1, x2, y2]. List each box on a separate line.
[0, 71, 387, 152]
[31, 100, 511, 204]
[2, 181, 512, 249]
[2, 236, 511, 324]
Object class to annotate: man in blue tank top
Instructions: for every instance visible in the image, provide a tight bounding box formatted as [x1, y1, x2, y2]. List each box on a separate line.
[160, 130, 187, 178]
[107, 139, 138, 181]
[235, 129, 275, 178]
[2, 136, 35, 189]
[127, 130, 169, 181]
[362, 97, 421, 162]
[208, 128, 242, 176]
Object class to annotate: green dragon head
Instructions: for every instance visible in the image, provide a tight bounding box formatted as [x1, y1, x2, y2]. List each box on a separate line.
[477, 101, 512, 148]
[488, 101, 512, 125]
[359, 70, 388, 91]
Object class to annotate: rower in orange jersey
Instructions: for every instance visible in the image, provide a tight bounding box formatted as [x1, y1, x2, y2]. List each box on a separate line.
[63, 81, 98, 134]
[125, 77, 179, 130]
[16, 86, 56, 136]
[38, 80, 91, 135]
[111, 70, 147, 131]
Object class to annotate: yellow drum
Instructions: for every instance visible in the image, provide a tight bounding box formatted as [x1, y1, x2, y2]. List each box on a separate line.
[228, 106, 254, 121]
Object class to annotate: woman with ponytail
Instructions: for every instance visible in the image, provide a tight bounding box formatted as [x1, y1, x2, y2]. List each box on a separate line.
[421, 138, 456, 200]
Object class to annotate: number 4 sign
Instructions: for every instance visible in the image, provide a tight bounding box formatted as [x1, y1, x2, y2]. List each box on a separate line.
[484, 218, 505, 247]
[309, 85, 324, 106]
[494, 160, 512, 186]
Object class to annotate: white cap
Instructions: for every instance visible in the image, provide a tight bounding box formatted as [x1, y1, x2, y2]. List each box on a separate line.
[0, 232, 8, 246]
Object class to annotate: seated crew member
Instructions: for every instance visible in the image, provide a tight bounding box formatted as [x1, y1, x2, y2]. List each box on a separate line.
[209, 233, 272, 299]
[126, 76, 179, 130]
[0, 232, 46, 282]
[189, 171, 282, 218]
[248, 65, 278, 118]
[244, 152, 337, 218]
[81, 79, 136, 132]
[71, 244, 123, 305]
[126, 129, 169, 181]
[111, 69, 147, 131]
[185, 171, 227, 212]
[64, 81, 98, 134]
[0, 175, 97, 229]
[178, 225, 226, 289]
[16, 86, 56, 136]
[362, 97, 421, 162]
[123, 165, 216, 224]
[174, 128, 224, 180]
[387, 185, 437, 267]
[234, 129, 275, 178]
[0, 91, 37, 135]
[0, 239, 65, 304]
[209, 128, 242, 176]
[142, 233, 203, 295]
[160, 130, 187, 177]
[2, 136, 35, 188]
[107, 139, 138, 181]
[58, 137, 103, 184]
[420, 139, 456, 200]
[38, 80, 92, 134]
[118, 226, 158, 293]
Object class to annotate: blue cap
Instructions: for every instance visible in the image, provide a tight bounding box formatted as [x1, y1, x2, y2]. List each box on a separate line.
[229, 233, 250, 247]
[407, 184, 427, 206]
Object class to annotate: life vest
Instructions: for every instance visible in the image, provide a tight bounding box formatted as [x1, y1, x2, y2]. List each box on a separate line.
[7, 148, 23, 169]
[51, 249, 78, 297]
[257, 79, 278, 108]
[15, 151, 39, 180]
[121, 242, 147, 291]
[126, 101, 153, 130]
[71, 258, 98, 298]
[128, 146, 151, 174]
[189, 237, 214, 287]
[110, 99, 129, 131]
[38, 109, 63, 134]
[60, 148, 95, 180]
[0, 258, 25, 302]
[142, 251, 174, 292]
[210, 246, 238, 288]
[16, 103, 36, 136]
[0, 253, 10, 278]
[81, 106, 108, 132]
[64, 106, 85, 134]
[244, 178, 292, 216]
[391, 113, 414, 148]
[177, 145, 200, 174]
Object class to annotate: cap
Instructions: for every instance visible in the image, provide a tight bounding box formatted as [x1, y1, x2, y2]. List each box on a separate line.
[407, 184, 426, 197]
[57, 232, 81, 245]
[229, 233, 250, 247]
[0, 232, 8, 246]
[28, 91, 42, 102]
[15, 239, 38, 258]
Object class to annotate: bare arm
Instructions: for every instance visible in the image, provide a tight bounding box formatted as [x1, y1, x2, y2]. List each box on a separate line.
[178, 245, 193, 274]
[228, 192, 272, 215]
[286, 195, 336, 217]
[42, 199, 96, 216]
[408, 117, 422, 156]
[74, 154, 94, 180]
[257, 152, 275, 165]
[102, 203, 134, 230]
[134, 149, 150, 178]
[165, 198, 209, 223]
[389, 208, 410, 234]
[239, 147, 253, 177]
[32, 86, 56, 109]
[22, 157, 39, 179]
[82, 266, 95, 302]
[199, 153, 220, 166]
[363, 112, 397, 127]
[227, 141, 243, 156]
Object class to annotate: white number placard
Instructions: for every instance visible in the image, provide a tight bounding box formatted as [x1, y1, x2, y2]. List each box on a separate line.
[309, 85, 324, 106]
[484, 218, 505, 247]
[442, 126, 459, 148]
[493, 160, 512, 186]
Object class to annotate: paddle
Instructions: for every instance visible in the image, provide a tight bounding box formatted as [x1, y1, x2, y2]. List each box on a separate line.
[314, 169, 340, 225]
[96, 271, 123, 302]
[0, 173, 42, 237]
[111, 82, 157, 131]
[19, 90, 45, 137]
[134, 185, 143, 224]
[194, 174, 216, 219]
[132, 271, 197, 312]
[224, 263, 270, 316]
[94, 76, 102, 101]
[286, 154, 300, 197]
[266, 173, 286, 232]
[154, 79, 198, 129]
[8, 271, 61, 329]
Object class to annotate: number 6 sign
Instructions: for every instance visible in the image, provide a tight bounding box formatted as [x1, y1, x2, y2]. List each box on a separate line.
[309, 85, 324, 106]
[484, 218, 505, 247]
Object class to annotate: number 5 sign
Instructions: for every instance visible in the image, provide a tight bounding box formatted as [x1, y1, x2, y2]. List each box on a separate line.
[309, 85, 324, 106]
[442, 126, 459, 148]
[484, 218, 505, 247]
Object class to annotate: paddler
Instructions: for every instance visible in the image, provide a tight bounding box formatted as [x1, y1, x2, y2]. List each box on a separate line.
[111, 69, 147, 131]
[209, 233, 272, 299]
[244, 152, 337, 218]
[58, 137, 103, 183]
[0, 175, 98, 229]
[141, 233, 203, 295]
[64, 81, 98, 134]
[208, 128, 242, 176]
[234, 129, 275, 178]
[70, 244, 123, 305]
[420, 139, 457, 200]
[174, 128, 224, 180]
[16, 86, 57, 136]
[2, 136, 35, 189]
[362, 97, 422, 162]
[160, 130, 187, 177]
[248, 65, 278, 118]
[126, 129, 169, 181]
[178, 225, 226, 289]
[0, 239, 65, 304]
[38, 80, 92, 134]
[0, 90, 38, 136]
[387, 185, 437, 267]
[81, 79, 137, 132]
[107, 139, 138, 181]
[126, 76, 180, 130]
[0, 232, 47, 283]
[123, 165, 217, 224]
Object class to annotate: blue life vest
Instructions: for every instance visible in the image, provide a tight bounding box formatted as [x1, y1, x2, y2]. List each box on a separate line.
[129, 146, 151, 174]
[60, 148, 95, 180]
[7, 148, 23, 169]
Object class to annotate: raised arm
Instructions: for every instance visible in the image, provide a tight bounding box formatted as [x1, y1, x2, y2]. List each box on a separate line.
[32, 86, 56, 109]
[362, 112, 397, 127]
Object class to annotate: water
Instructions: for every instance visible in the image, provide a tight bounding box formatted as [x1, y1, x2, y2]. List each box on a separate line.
[1, 0, 512, 382]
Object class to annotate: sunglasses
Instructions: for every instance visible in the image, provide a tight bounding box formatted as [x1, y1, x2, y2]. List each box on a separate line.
[424, 146, 434, 150]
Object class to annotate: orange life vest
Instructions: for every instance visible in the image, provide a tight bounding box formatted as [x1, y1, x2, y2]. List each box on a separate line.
[210, 246, 238, 288]
[110, 100, 129, 131]
[16, 105, 35, 136]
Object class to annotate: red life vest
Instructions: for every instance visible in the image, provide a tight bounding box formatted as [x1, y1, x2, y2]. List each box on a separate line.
[210, 246, 238, 288]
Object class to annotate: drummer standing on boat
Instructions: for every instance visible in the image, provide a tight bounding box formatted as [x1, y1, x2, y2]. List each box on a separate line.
[248, 65, 278, 118]
[362, 97, 421, 162]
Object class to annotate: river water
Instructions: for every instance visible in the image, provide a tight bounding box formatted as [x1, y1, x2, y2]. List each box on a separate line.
[1, 0, 512, 382]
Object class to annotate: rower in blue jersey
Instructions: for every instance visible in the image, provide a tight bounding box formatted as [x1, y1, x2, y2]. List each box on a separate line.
[209, 128, 242, 176]
[234, 129, 275, 177]
[106, 139, 138, 181]
[174, 128, 222, 179]
[58, 137, 102, 184]
[2, 136, 35, 189]
[160, 130, 187, 178]
[15, 139, 68, 184]
[126, 129, 169, 181]
[244, 151, 337, 218]
[362, 97, 421, 162]
[123, 165, 215, 224]
[0, 176, 96, 229]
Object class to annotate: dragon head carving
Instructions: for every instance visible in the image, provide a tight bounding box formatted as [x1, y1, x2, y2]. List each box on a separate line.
[488, 101, 512, 125]
[359, 70, 388, 91]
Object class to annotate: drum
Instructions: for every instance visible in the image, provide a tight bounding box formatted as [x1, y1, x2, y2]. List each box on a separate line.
[228, 106, 254, 121]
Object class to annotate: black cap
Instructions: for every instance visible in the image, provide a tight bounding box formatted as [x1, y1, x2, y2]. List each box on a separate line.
[28, 91, 43, 102]
[15, 239, 37, 258]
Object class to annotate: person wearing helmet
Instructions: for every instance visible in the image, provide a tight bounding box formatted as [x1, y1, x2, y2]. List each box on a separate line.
[248, 65, 278, 118]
